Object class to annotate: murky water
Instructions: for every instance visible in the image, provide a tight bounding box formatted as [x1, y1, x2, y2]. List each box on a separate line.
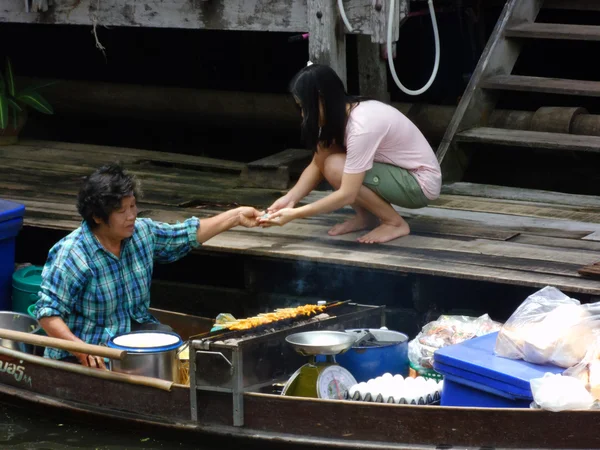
[0, 401, 208, 450]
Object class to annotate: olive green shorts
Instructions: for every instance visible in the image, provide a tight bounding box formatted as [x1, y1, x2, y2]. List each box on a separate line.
[363, 163, 429, 209]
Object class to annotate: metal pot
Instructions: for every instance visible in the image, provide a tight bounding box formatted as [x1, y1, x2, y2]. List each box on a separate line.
[107, 331, 184, 382]
[335, 328, 409, 382]
[0, 311, 41, 354]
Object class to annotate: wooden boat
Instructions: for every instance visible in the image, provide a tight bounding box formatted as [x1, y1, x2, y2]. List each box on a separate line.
[0, 307, 597, 450]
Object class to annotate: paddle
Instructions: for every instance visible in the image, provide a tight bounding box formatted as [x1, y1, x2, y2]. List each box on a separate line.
[0, 328, 126, 360]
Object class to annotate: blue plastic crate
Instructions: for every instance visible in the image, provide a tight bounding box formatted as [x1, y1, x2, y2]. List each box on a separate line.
[0, 199, 26, 311]
[433, 332, 564, 408]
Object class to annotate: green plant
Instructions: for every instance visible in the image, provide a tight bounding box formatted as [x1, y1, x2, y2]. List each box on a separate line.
[0, 57, 54, 130]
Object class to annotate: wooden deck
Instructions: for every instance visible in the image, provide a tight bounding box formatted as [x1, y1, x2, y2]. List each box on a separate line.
[3, 139, 600, 296]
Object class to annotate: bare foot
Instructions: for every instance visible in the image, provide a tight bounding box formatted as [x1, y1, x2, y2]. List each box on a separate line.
[357, 221, 410, 244]
[328, 214, 378, 236]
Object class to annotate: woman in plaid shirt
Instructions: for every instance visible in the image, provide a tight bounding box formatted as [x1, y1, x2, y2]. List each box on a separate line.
[33, 163, 262, 369]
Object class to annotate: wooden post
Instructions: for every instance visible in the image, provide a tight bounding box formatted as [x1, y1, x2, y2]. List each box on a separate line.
[357, 36, 389, 101]
[356, 0, 406, 100]
[307, 0, 347, 88]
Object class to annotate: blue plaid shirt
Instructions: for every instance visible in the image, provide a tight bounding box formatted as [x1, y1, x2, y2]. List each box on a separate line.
[34, 217, 200, 360]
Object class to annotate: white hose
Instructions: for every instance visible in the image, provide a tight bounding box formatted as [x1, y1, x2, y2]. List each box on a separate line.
[387, 0, 441, 96]
[338, 0, 354, 32]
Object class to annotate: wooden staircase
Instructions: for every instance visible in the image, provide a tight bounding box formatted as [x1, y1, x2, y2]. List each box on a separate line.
[437, 0, 600, 185]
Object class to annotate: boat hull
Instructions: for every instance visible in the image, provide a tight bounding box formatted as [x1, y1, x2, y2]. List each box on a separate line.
[0, 352, 598, 450]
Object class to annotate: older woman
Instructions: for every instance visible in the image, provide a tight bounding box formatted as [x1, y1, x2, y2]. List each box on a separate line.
[261, 63, 441, 243]
[34, 163, 262, 369]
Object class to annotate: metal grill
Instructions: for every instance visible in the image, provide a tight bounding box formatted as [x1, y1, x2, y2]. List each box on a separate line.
[189, 301, 385, 426]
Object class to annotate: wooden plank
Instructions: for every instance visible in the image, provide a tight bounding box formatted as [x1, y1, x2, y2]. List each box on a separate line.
[0, 154, 241, 185]
[0, 175, 274, 211]
[0, 145, 128, 167]
[6, 141, 600, 238]
[246, 149, 311, 170]
[9, 188, 593, 269]
[432, 195, 600, 224]
[0, 161, 240, 194]
[304, 191, 600, 235]
[583, 231, 600, 242]
[406, 218, 518, 241]
[202, 231, 600, 295]
[308, 0, 347, 87]
[6, 183, 588, 240]
[544, 0, 600, 11]
[235, 223, 598, 267]
[0, 171, 186, 207]
[10, 191, 520, 242]
[441, 182, 600, 209]
[456, 127, 600, 153]
[0, 0, 372, 34]
[511, 234, 600, 252]
[18, 140, 245, 173]
[509, 228, 591, 240]
[506, 23, 600, 41]
[482, 75, 600, 97]
[8, 194, 600, 292]
[1, 182, 522, 243]
[0, 157, 242, 191]
[240, 148, 312, 190]
[436, 0, 543, 181]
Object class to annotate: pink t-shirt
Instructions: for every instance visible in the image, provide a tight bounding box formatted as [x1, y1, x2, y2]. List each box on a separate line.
[343, 100, 442, 200]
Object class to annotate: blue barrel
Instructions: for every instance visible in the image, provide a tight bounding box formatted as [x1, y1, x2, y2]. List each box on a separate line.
[0, 199, 25, 311]
[335, 328, 409, 382]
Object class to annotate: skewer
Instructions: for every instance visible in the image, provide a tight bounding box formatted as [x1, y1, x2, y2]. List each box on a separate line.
[324, 299, 352, 309]
[208, 302, 339, 333]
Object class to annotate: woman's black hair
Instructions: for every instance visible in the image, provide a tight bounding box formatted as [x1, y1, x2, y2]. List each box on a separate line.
[77, 163, 142, 228]
[289, 63, 369, 152]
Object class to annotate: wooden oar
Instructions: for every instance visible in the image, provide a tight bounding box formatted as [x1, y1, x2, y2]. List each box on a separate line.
[0, 328, 126, 361]
[0, 346, 173, 391]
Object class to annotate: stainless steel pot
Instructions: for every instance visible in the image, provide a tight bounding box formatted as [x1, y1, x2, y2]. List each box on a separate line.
[107, 331, 184, 382]
[0, 311, 41, 354]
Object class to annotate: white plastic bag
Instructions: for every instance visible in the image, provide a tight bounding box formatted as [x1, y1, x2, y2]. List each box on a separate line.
[408, 314, 501, 369]
[530, 373, 594, 412]
[495, 286, 600, 368]
[564, 332, 600, 400]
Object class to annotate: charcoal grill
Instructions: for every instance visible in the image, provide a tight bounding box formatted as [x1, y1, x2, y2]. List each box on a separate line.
[189, 301, 385, 426]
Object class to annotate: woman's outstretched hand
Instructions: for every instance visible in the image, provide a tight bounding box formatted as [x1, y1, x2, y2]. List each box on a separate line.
[267, 195, 296, 213]
[258, 208, 298, 228]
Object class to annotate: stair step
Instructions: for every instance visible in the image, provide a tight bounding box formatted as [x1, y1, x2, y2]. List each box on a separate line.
[506, 23, 600, 41]
[482, 75, 600, 97]
[455, 127, 600, 153]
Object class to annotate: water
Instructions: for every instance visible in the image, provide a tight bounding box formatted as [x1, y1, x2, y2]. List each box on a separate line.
[0, 401, 210, 450]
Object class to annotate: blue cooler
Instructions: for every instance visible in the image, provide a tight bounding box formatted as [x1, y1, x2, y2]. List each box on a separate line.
[433, 332, 564, 408]
[0, 200, 25, 311]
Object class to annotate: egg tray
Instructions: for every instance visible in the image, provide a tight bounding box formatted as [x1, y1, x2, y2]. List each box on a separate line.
[344, 389, 441, 405]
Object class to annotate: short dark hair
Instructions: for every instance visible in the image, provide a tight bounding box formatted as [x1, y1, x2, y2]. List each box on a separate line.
[289, 63, 367, 151]
[77, 163, 142, 228]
